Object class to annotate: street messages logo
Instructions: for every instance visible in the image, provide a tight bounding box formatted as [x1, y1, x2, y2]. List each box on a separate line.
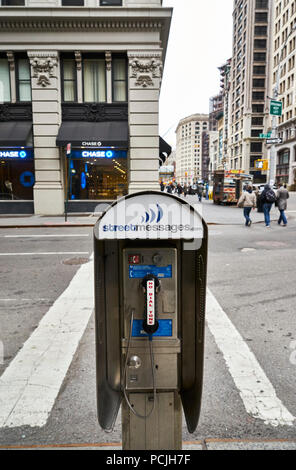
[141, 204, 163, 224]
[102, 202, 194, 235]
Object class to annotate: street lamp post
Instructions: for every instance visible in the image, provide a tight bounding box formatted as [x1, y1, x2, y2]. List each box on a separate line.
[269, 23, 296, 185]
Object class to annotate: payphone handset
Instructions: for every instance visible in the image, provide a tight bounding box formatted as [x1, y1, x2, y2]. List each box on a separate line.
[142, 275, 160, 337]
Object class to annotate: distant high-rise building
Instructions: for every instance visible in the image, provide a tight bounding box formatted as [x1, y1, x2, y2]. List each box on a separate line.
[175, 114, 209, 184]
[228, 0, 273, 183]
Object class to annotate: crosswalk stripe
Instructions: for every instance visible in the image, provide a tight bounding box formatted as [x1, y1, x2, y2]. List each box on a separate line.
[0, 257, 94, 428]
[206, 288, 295, 427]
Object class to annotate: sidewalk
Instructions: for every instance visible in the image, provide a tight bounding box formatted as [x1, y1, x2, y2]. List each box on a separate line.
[0, 193, 295, 228]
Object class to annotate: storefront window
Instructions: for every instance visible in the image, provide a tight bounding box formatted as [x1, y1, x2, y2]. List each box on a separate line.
[17, 59, 31, 102]
[83, 59, 106, 102]
[68, 153, 127, 200]
[0, 151, 34, 200]
[0, 58, 11, 102]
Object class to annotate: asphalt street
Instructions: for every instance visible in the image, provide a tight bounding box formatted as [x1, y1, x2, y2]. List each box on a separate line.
[0, 200, 295, 450]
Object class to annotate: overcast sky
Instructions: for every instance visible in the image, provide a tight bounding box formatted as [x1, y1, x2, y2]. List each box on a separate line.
[159, 0, 234, 149]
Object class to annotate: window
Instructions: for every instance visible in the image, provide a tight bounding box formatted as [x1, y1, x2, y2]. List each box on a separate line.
[112, 57, 127, 102]
[254, 39, 267, 49]
[83, 59, 106, 103]
[253, 65, 266, 75]
[100, 0, 122, 5]
[253, 78, 265, 88]
[62, 0, 84, 5]
[0, 58, 11, 102]
[250, 142, 262, 153]
[17, 58, 31, 102]
[62, 59, 76, 102]
[252, 104, 264, 113]
[254, 52, 266, 61]
[252, 91, 265, 100]
[256, 0, 268, 8]
[1, 0, 25, 5]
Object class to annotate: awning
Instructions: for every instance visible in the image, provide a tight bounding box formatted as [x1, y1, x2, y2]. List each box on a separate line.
[159, 136, 172, 164]
[56, 121, 129, 148]
[0, 121, 32, 147]
[159, 136, 172, 157]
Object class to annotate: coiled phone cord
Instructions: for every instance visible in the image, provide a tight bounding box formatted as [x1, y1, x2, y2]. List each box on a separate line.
[123, 309, 157, 420]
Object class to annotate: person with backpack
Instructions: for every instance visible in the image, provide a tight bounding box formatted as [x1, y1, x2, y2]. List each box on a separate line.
[260, 184, 276, 228]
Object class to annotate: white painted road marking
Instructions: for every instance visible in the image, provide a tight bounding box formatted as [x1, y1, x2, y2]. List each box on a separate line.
[206, 289, 295, 427]
[1, 235, 89, 238]
[0, 257, 94, 428]
[0, 252, 89, 256]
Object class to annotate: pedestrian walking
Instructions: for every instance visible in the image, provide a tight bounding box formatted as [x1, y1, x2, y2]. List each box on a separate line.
[237, 185, 257, 227]
[177, 183, 183, 197]
[260, 184, 277, 228]
[205, 182, 209, 200]
[197, 184, 203, 203]
[276, 183, 289, 227]
[160, 181, 165, 192]
[183, 185, 188, 197]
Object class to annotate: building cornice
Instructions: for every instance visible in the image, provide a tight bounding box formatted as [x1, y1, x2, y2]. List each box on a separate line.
[0, 18, 163, 32]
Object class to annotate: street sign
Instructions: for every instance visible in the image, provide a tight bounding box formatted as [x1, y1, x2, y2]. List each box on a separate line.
[259, 132, 272, 139]
[266, 138, 283, 145]
[270, 100, 282, 116]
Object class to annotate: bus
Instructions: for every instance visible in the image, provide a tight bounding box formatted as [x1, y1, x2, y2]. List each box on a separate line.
[213, 170, 253, 205]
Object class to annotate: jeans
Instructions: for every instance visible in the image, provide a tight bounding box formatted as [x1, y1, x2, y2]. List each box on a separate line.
[243, 207, 252, 226]
[278, 209, 287, 225]
[263, 203, 273, 226]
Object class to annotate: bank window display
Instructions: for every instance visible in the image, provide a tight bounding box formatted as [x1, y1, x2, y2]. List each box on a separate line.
[68, 154, 127, 200]
[17, 59, 31, 102]
[0, 58, 11, 102]
[83, 58, 106, 103]
[112, 58, 127, 102]
[0, 151, 34, 200]
[62, 59, 76, 102]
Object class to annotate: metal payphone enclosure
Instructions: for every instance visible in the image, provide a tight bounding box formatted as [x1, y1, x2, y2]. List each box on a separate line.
[94, 191, 208, 435]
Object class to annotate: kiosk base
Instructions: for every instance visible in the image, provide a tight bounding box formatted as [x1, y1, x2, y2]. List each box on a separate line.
[122, 392, 182, 450]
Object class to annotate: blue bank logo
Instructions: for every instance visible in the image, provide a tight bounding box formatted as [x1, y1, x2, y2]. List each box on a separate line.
[141, 204, 163, 224]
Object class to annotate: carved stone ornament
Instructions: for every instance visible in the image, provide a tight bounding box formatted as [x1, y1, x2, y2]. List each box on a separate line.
[105, 51, 112, 72]
[29, 55, 58, 88]
[130, 56, 163, 88]
[75, 51, 82, 71]
[6, 52, 15, 72]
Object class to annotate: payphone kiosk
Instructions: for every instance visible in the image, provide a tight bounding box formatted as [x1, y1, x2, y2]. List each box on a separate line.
[94, 191, 208, 450]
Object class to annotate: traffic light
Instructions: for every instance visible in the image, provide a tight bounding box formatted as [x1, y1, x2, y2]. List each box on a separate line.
[255, 159, 269, 171]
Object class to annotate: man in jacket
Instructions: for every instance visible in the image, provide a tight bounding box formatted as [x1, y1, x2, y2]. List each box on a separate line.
[260, 184, 276, 228]
[276, 183, 289, 226]
[238, 185, 257, 227]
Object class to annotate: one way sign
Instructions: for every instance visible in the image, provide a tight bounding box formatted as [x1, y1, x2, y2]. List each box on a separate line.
[266, 138, 283, 145]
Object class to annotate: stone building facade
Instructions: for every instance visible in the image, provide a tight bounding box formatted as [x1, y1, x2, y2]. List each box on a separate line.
[270, 0, 296, 189]
[0, 0, 172, 214]
[228, 0, 273, 183]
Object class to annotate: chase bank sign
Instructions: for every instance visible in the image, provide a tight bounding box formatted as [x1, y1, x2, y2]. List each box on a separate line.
[70, 149, 127, 160]
[0, 149, 34, 159]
